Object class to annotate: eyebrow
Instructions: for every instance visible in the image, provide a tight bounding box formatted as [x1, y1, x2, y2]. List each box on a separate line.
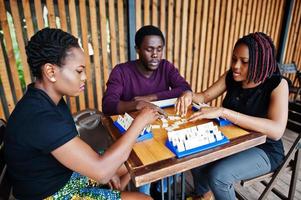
[232, 54, 249, 59]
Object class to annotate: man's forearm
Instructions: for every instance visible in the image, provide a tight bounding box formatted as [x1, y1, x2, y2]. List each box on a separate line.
[117, 101, 138, 114]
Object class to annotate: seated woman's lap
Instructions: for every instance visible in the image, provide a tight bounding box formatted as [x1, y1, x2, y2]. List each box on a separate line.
[192, 147, 271, 197]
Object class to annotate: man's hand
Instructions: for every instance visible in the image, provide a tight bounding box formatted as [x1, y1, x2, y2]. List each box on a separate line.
[175, 91, 193, 116]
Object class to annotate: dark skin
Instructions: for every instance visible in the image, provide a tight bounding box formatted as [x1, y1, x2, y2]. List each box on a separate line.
[37, 47, 158, 200]
[117, 35, 167, 117]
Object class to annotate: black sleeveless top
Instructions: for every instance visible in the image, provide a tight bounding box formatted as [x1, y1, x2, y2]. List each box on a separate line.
[223, 70, 285, 171]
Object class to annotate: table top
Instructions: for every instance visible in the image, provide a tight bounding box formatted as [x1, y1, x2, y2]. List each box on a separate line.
[101, 106, 266, 187]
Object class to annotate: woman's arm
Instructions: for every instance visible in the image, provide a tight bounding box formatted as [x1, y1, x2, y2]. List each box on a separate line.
[51, 108, 159, 184]
[194, 72, 227, 103]
[176, 72, 227, 115]
[189, 79, 289, 140]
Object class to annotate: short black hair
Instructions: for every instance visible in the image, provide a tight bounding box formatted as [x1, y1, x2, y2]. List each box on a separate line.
[234, 32, 277, 83]
[25, 28, 80, 79]
[135, 25, 165, 48]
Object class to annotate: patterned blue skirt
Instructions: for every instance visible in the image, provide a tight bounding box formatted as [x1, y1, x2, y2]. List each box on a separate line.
[45, 172, 121, 200]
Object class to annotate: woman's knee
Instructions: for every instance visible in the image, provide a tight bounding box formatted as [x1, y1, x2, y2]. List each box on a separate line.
[207, 165, 234, 187]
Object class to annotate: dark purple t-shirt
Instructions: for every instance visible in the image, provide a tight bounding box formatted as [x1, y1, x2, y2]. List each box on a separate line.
[102, 59, 191, 115]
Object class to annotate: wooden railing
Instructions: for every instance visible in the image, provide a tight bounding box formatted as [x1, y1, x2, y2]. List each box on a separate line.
[0, 0, 301, 120]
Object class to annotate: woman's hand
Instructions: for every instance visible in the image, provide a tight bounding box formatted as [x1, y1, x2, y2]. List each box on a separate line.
[188, 107, 224, 122]
[133, 107, 160, 127]
[176, 91, 193, 116]
[108, 174, 121, 190]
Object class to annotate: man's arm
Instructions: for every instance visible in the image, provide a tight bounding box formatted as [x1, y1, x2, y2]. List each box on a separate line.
[102, 67, 124, 115]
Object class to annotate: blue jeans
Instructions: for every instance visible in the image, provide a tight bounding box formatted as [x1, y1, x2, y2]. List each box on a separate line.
[192, 147, 271, 200]
[138, 176, 176, 195]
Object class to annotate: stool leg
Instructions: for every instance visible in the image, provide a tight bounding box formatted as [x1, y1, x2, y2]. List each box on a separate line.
[288, 149, 300, 200]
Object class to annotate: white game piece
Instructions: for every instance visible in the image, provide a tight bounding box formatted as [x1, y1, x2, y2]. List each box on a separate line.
[161, 118, 168, 123]
[151, 124, 160, 129]
[162, 123, 169, 128]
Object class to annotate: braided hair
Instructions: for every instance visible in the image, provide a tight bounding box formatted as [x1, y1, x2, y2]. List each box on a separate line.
[25, 28, 79, 79]
[234, 32, 277, 83]
[135, 25, 165, 48]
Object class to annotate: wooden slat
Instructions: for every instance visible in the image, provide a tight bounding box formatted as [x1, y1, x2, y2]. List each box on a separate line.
[68, 0, 81, 113]
[244, 0, 252, 35]
[271, 0, 281, 43]
[159, 0, 166, 50]
[34, 0, 44, 30]
[117, 0, 126, 63]
[191, 0, 202, 91]
[185, 0, 196, 84]
[196, 0, 209, 92]
[108, 0, 118, 68]
[89, 0, 103, 110]
[79, 0, 94, 109]
[22, 0, 35, 38]
[0, 39, 15, 113]
[259, 0, 267, 31]
[292, 20, 301, 64]
[263, 0, 271, 34]
[46, 0, 56, 28]
[0, 98, 5, 120]
[136, 0, 141, 29]
[179, 0, 188, 77]
[286, 0, 301, 63]
[9, 0, 32, 86]
[152, 0, 158, 26]
[233, 0, 242, 43]
[254, 0, 262, 31]
[166, 0, 174, 61]
[202, 0, 214, 92]
[0, 0, 23, 100]
[266, 0, 276, 37]
[173, 0, 181, 68]
[99, 0, 109, 87]
[249, 0, 258, 32]
[208, 0, 220, 97]
[274, 0, 285, 47]
[57, 0, 67, 31]
[221, 0, 233, 76]
[215, 0, 227, 107]
[239, 0, 247, 38]
[144, 0, 150, 25]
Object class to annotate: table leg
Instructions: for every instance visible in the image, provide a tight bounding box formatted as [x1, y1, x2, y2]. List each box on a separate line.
[173, 174, 177, 200]
[161, 179, 165, 200]
[168, 176, 171, 200]
[181, 172, 185, 200]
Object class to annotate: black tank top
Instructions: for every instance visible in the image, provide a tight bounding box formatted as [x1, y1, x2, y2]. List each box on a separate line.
[223, 70, 285, 171]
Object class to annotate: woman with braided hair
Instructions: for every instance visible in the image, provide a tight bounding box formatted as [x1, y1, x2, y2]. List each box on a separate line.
[176, 32, 289, 200]
[4, 28, 157, 200]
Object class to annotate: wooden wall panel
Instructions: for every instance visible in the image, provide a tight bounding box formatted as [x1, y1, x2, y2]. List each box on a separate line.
[10, 0, 32, 86]
[1, 0, 300, 119]
[0, 0, 23, 101]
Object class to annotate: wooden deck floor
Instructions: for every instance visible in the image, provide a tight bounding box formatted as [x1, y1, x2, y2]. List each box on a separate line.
[184, 128, 301, 200]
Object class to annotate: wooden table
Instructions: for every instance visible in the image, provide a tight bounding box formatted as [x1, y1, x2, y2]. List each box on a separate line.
[101, 106, 266, 198]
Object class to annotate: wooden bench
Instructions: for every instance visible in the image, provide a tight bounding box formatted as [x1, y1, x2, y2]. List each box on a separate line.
[235, 102, 301, 200]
